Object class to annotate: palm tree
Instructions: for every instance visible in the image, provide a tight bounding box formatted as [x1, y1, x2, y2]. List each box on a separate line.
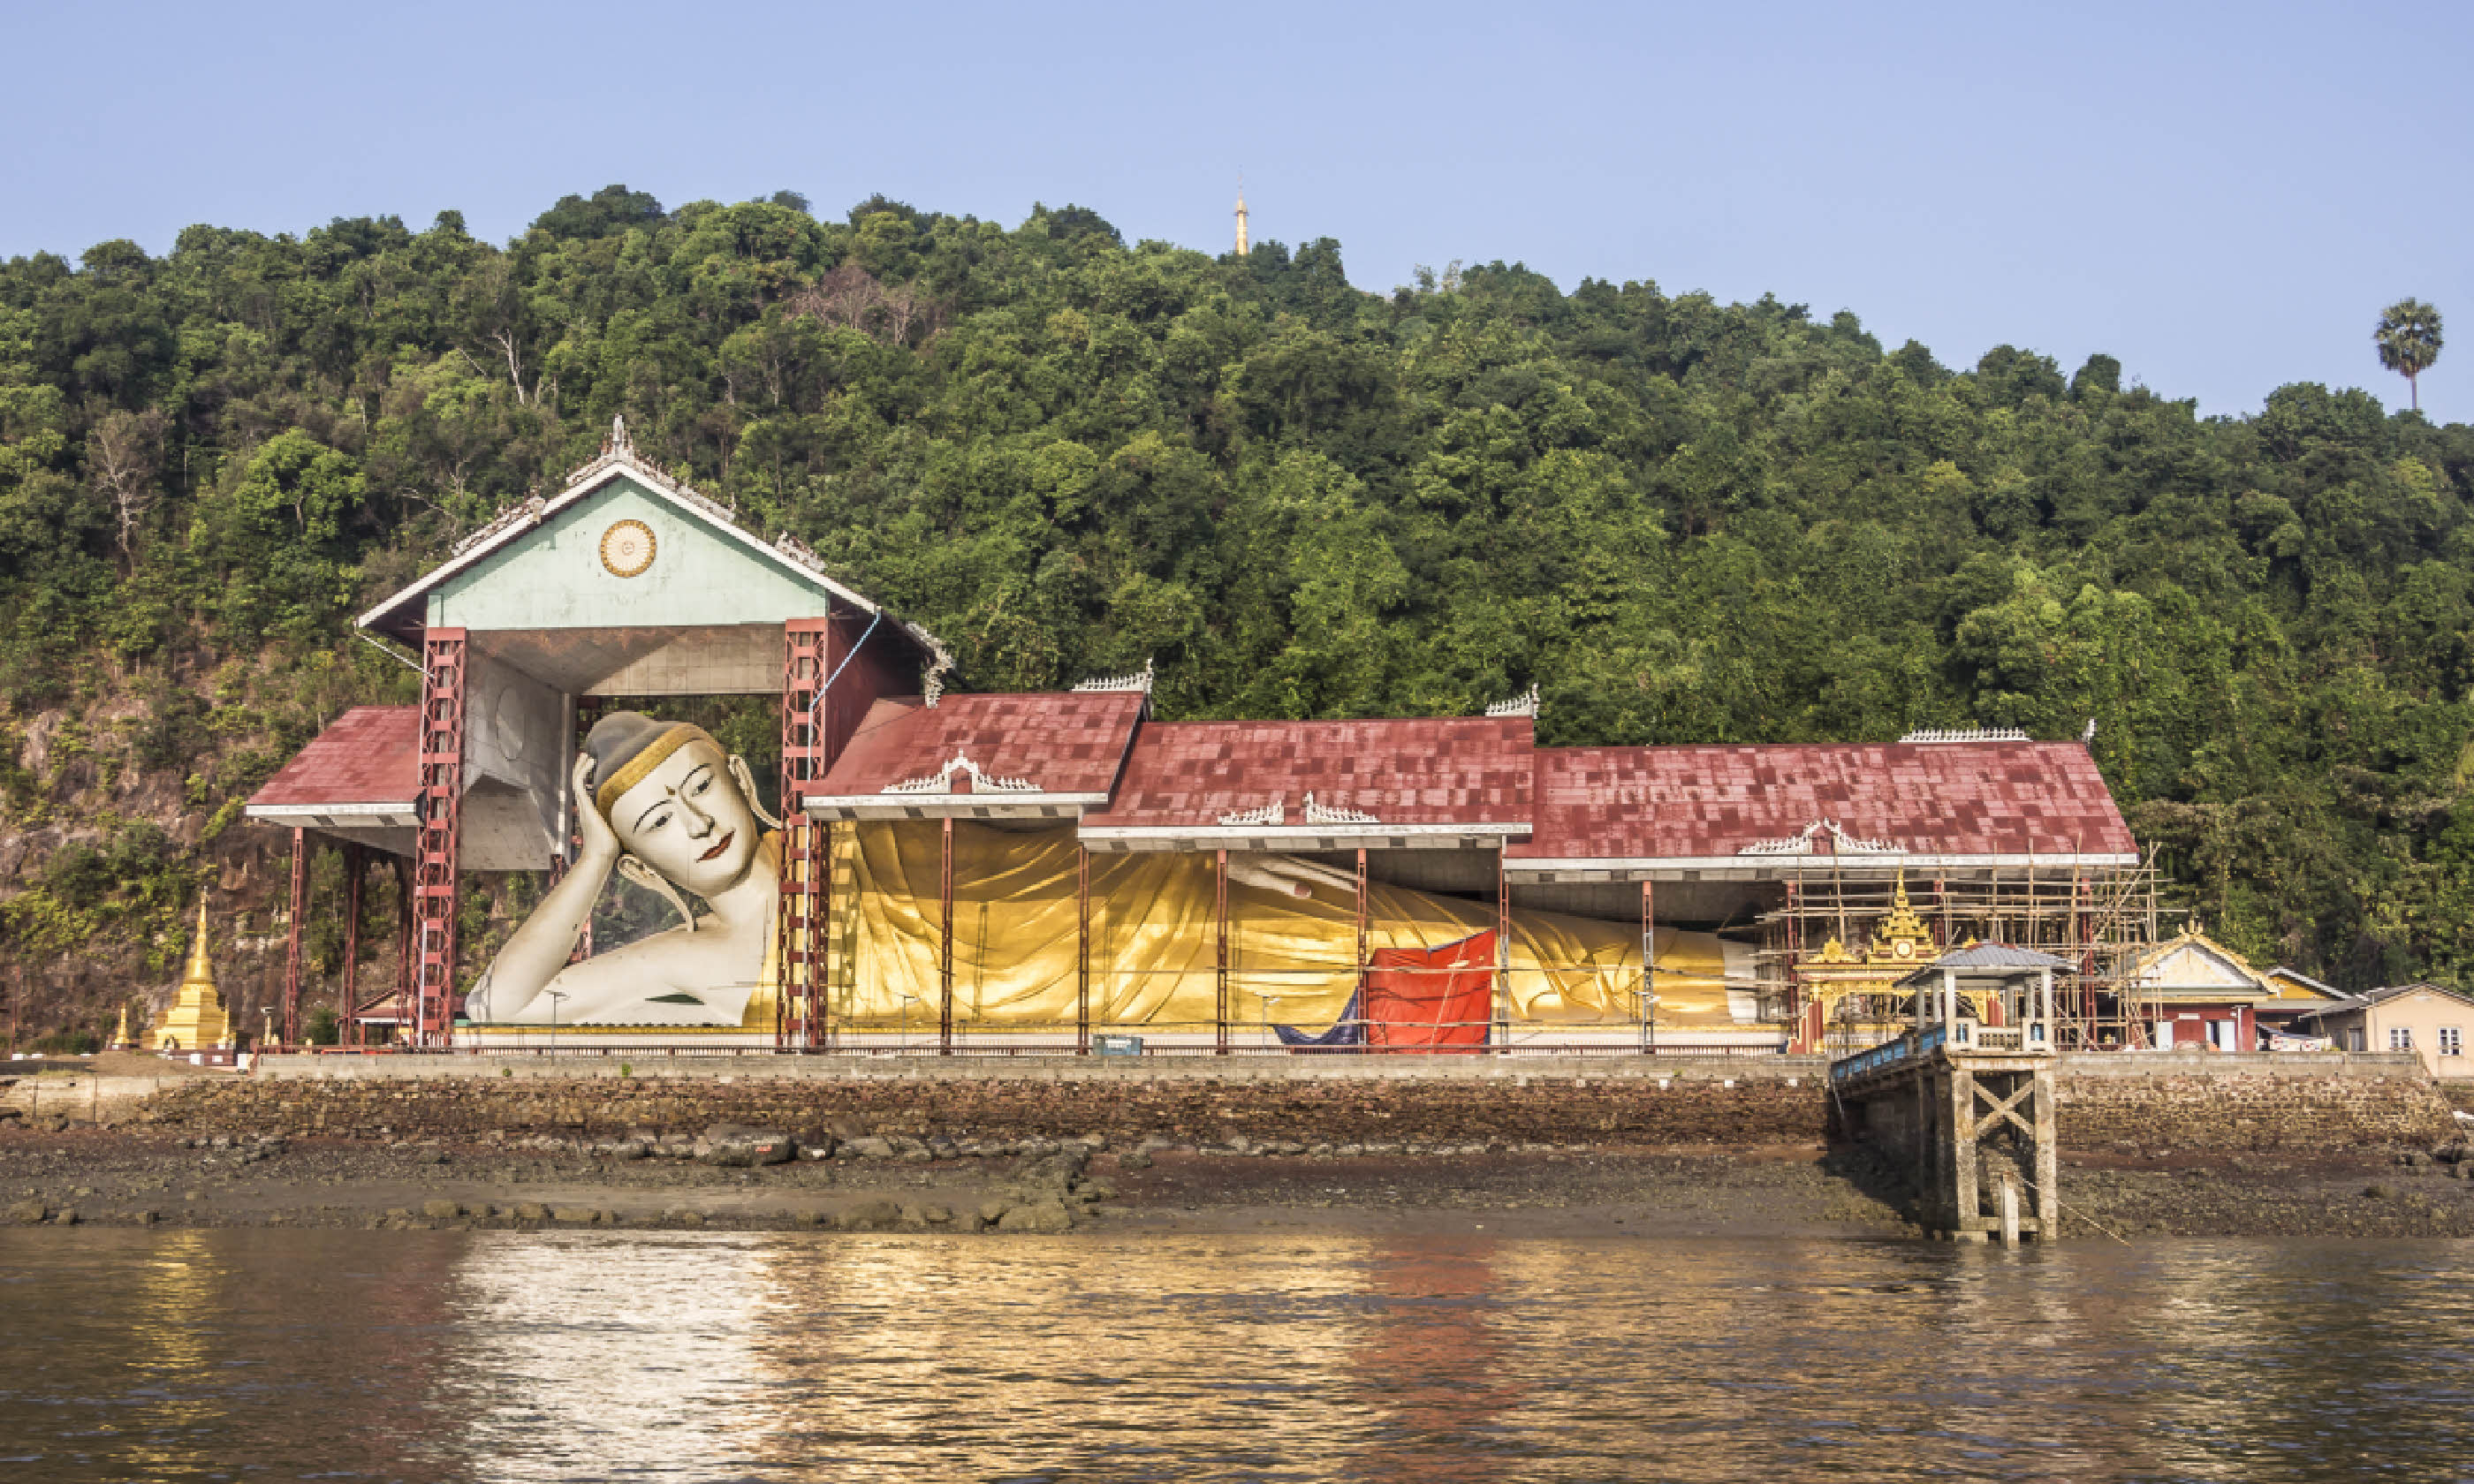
[2374, 299, 2444, 412]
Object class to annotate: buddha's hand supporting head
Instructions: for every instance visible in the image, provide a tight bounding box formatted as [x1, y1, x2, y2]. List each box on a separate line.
[581, 712, 766, 901]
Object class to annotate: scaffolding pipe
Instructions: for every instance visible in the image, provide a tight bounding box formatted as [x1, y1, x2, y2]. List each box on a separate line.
[1745, 858, 2157, 1051]
[1215, 848, 1231, 1056]
[1640, 878, 1657, 1055]
[1494, 844, 1510, 1052]
[1076, 845, 1091, 1055]
[1355, 847, 1370, 1026]
[1783, 874, 1802, 1051]
[939, 815, 955, 1056]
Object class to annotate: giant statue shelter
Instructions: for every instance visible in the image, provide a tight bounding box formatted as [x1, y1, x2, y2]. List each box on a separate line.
[240, 420, 2144, 1054]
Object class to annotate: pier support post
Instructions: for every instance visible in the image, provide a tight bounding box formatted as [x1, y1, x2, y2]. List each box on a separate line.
[1906, 1057, 2061, 1242]
[1947, 1065, 1981, 1238]
[2032, 1064, 2061, 1238]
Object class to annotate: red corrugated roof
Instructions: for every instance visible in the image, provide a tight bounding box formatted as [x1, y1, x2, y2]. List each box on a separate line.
[247, 707, 420, 807]
[1512, 742, 2136, 861]
[1084, 717, 1535, 830]
[252, 700, 2140, 865]
[804, 691, 1147, 800]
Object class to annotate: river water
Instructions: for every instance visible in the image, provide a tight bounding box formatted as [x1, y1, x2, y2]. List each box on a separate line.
[1, 1229, 2468, 1482]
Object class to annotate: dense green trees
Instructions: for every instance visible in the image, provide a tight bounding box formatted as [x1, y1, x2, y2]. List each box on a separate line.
[2, 187, 2471, 991]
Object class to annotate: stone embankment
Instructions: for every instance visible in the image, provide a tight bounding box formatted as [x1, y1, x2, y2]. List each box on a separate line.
[137, 1065, 1831, 1151]
[100, 1051, 2455, 1156]
[2056, 1060, 2457, 1150]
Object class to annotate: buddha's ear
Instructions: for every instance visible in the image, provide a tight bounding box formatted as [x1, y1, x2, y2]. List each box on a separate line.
[727, 753, 783, 830]
[616, 853, 697, 934]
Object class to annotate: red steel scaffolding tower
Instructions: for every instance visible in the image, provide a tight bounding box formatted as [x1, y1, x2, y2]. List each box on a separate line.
[412, 628, 467, 1048]
[777, 618, 832, 1049]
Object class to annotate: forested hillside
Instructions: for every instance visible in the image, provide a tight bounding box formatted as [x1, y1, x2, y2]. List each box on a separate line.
[3, 184, 2470, 1039]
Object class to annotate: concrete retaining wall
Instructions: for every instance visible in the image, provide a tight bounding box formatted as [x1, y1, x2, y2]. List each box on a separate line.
[144, 1066, 1834, 1148]
[247, 1053, 1831, 1084]
[2, 1073, 186, 1124]
[2054, 1055, 2452, 1149]
[92, 1050, 2463, 1154]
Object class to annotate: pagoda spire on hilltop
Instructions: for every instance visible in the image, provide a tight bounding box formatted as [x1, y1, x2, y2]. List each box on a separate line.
[1234, 176, 1249, 258]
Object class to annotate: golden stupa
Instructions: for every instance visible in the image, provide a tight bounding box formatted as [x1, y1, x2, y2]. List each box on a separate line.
[149, 900, 231, 1053]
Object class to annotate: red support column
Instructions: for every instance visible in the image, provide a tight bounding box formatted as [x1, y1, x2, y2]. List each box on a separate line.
[1354, 848, 1369, 1050]
[1640, 880, 1657, 1056]
[1494, 844, 1510, 1053]
[338, 843, 364, 1049]
[282, 827, 309, 1048]
[383, 857, 412, 1048]
[938, 816, 955, 1056]
[1076, 846, 1091, 1055]
[413, 628, 467, 1049]
[1215, 848, 1231, 1056]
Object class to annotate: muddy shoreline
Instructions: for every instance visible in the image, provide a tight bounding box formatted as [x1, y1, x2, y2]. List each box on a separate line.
[7, 1122, 2474, 1241]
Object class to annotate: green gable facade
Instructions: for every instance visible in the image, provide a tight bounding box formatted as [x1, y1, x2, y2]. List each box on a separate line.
[423, 474, 846, 632]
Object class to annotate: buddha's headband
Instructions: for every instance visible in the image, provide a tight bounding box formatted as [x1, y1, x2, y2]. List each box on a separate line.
[593, 723, 715, 818]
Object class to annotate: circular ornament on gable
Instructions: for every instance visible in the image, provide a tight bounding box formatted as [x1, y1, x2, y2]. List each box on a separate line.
[1893, 939, 1915, 958]
[600, 519, 656, 578]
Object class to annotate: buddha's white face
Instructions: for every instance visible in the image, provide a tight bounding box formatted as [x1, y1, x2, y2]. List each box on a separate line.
[608, 738, 761, 898]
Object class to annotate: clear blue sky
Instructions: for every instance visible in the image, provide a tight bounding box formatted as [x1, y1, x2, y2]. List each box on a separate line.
[4, 0, 2467, 423]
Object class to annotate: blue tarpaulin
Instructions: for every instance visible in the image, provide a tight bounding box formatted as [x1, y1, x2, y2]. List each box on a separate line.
[1273, 989, 1366, 1051]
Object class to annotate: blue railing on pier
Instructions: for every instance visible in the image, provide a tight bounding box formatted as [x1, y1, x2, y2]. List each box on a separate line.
[1831, 1025, 1941, 1085]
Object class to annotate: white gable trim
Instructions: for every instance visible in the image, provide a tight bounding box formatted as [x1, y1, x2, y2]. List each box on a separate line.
[355, 448, 952, 668]
[2138, 941, 2265, 992]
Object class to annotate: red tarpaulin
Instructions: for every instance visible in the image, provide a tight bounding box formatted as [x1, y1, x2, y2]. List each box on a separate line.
[1364, 930, 1497, 1054]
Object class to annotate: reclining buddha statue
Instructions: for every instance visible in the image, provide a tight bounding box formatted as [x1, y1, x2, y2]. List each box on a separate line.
[463, 712, 780, 1026]
[463, 710, 1756, 1034]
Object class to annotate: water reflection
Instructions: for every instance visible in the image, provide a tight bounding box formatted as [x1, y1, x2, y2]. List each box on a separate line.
[2, 1230, 2471, 1482]
[442, 1235, 778, 1480]
[742, 1235, 1377, 1479]
[1348, 1240, 1514, 1484]
[113, 1230, 226, 1481]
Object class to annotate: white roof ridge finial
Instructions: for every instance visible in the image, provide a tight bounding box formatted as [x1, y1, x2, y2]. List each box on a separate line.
[611, 413, 634, 458]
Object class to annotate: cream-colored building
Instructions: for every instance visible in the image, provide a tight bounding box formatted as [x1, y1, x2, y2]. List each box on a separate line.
[2257, 965, 2347, 1035]
[2298, 982, 2474, 1077]
[2109, 926, 2277, 1050]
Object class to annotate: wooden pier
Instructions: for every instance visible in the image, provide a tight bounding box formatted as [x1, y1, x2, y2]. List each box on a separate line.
[1830, 944, 2068, 1244]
